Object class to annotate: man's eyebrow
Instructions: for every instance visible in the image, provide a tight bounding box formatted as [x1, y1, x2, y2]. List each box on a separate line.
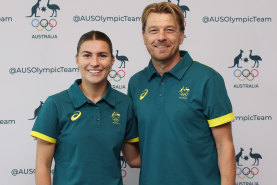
[81, 51, 92, 54]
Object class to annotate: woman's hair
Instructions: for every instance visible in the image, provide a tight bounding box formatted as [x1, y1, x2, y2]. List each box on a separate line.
[141, 2, 185, 32]
[76, 30, 113, 56]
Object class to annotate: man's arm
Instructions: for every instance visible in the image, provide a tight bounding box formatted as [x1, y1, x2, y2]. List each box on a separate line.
[211, 122, 236, 185]
[35, 138, 56, 185]
[122, 142, 140, 168]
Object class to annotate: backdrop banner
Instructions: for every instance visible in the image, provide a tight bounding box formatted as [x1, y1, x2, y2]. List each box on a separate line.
[0, 0, 276, 185]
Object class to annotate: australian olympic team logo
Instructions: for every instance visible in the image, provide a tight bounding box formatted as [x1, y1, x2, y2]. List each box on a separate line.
[112, 112, 120, 124]
[229, 49, 262, 82]
[26, 0, 60, 31]
[108, 50, 129, 83]
[178, 86, 190, 99]
[235, 147, 262, 181]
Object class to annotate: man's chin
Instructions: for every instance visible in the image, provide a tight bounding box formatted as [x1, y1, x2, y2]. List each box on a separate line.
[152, 55, 173, 63]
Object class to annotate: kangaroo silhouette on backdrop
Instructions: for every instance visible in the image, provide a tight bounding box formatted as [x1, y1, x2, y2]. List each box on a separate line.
[26, 0, 41, 17]
[229, 50, 244, 68]
[29, 101, 44, 120]
[235, 148, 244, 166]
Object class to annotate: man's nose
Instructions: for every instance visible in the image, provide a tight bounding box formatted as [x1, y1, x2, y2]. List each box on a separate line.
[158, 30, 167, 41]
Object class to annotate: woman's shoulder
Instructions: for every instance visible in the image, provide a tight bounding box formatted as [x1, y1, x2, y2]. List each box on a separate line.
[45, 89, 70, 106]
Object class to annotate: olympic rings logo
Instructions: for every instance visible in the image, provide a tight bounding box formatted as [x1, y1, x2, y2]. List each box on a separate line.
[233, 69, 259, 81]
[236, 167, 259, 179]
[31, 19, 58, 31]
[109, 70, 125, 82]
[121, 169, 127, 178]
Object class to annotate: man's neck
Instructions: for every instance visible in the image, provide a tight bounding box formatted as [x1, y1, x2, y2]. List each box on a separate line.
[152, 53, 182, 76]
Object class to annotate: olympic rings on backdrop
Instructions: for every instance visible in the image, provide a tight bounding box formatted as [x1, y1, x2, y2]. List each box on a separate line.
[233, 69, 259, 81]
[236, 167, 259, 179]
[31, 19, 58, 31]
[121, 169, 127, 178]
[109, 70, 125, 82]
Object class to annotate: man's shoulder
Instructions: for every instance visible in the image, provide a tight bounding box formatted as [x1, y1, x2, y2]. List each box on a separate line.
[112, 88, 132, 103]
[129, 67, 148, 83]
[191, 60, 220, 78]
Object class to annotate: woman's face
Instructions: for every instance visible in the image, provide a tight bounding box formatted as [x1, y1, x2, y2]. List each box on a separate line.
[76, 40, 114, 86]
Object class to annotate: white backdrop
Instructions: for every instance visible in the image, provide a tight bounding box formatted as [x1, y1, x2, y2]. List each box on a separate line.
[0, 0, 276, 184]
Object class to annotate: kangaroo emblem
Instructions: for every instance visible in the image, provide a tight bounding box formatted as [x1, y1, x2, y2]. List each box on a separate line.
[26, 0, 41, 18]
[120, 155, 126, 168]
[29, 101, 44, 120]
[235, 148, 244, 166]
[229, 49, 243, 68]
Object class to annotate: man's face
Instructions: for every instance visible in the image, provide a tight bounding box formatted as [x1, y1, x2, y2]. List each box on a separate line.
[143, 13, 184, 63]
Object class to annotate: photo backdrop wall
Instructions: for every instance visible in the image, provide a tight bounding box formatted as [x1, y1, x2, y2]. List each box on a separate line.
[0, 0, 276, 184]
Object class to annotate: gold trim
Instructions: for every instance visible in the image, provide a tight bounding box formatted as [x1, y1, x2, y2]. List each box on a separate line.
[30, 131, 57, 143]
[124, 137, 139, 143]
[208, 113, 235, 127]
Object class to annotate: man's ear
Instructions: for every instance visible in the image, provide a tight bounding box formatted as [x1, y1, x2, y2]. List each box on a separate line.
[142, 31, 147, 45]
[179, 30, 185, 45]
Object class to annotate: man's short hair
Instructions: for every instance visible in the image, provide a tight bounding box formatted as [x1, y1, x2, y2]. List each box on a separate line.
[141, 2, 185, 32]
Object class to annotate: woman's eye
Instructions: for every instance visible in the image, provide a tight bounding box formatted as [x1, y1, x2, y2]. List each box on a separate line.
[99, 54, 107, 58]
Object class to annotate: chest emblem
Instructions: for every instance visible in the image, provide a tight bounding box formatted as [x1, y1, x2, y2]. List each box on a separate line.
[71, 111, 81, 121]
[112, 112, 120, 124]
[178, 86, 190, 99]
[140, 89, 148, 100]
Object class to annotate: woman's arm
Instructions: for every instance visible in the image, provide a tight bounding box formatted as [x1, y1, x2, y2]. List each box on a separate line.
[122, 142, 140, 168]
[211, 122, 236, 185]
[35, 138, 56, 185]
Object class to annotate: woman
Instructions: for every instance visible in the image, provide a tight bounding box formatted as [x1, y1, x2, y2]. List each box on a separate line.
[30, 30, 140, 185]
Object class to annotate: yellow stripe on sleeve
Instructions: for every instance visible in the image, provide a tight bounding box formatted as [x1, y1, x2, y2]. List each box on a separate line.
[30, 131, 57, 144]
[208, 112, 235, 127]
[124, 137, 139, 143]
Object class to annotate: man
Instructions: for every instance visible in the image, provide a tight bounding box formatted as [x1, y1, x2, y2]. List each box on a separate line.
[128, 2, 236, 185]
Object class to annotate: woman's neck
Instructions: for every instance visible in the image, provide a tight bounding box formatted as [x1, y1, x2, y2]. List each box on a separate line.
[79, 80, 107, 104]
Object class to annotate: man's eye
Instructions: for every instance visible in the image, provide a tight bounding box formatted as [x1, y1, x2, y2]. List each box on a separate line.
[83, 54, 90, 57]
[149, 29, 158, 33]
[167, 29, 175, 33]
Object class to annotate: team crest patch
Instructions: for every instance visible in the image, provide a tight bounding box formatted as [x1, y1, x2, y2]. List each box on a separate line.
[140, 89, 148, 100]
[178, 86, 190, 99]
[112, 112, 120, 124]
[71, 111, 81, 121]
